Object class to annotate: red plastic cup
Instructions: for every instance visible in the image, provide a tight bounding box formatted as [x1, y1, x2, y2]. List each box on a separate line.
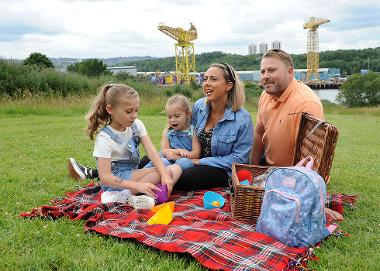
[155, 184, 169, 203]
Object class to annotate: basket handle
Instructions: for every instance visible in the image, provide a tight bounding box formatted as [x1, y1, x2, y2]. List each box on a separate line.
[295, 156, 314, 169]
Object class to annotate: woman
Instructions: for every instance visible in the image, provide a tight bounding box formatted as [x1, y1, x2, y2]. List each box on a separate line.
[175, 63, 253, 190]
[68, 63, 253, 191]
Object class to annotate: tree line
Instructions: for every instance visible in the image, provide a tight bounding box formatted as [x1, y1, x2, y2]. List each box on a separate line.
[123, 47, 380, 76]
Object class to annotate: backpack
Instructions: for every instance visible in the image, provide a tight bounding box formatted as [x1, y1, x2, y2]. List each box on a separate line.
[256, 157, 330, 247]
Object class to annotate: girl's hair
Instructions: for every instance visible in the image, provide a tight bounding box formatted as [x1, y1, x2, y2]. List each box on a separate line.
[165, 94, 191, 124]
[209, 63, 245, 112]
[85, 83, 139, 139]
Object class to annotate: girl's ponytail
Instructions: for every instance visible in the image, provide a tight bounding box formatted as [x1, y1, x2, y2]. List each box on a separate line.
[85, 84, 113, 139]
[85, 83, 139, 139]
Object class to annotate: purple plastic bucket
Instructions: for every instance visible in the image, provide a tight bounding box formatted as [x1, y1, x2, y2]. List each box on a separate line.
[155, 184, 169, 203]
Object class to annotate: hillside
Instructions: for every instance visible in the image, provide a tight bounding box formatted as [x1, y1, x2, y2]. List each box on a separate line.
[123, 47, 380, 75]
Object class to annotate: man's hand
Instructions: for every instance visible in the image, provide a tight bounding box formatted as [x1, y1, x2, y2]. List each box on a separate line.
[325, 207, 344, 221]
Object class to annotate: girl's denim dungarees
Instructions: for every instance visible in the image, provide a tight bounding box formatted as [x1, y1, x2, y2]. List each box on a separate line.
[144, 126, 194, 170]
[167, 127, 193, 150]
[99, 125, 140, 192]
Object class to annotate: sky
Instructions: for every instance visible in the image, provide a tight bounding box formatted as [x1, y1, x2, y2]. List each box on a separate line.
[0, 0, 379, 59]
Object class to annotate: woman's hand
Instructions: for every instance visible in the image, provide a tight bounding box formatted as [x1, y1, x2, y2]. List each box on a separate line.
[135, 182, 160, 199]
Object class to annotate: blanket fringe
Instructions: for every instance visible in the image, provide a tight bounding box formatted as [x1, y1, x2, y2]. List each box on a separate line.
[285, 248, 318, 271]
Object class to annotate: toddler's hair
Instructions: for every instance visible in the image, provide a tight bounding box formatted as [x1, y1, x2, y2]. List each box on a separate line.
[165, 94, 191, 124]
[85, 83, 139, 139]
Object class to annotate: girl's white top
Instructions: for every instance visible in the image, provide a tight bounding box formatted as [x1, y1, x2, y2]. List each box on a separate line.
[93, 119, 147, 161]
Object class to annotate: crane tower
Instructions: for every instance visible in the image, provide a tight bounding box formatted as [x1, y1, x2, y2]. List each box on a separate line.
[303, 17, 330, 81]
[158, 22, 197, 84]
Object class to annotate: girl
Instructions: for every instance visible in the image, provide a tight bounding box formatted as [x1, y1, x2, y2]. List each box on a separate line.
[144, 94, 201, 168]
[84, 83, 181, 207]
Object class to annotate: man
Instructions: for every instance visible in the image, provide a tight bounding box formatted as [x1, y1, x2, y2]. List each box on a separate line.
[251, 49, 342, 220]
[251, 49, 323, 166]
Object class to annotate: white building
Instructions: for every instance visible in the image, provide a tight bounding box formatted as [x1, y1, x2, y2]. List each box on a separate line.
[272, 40, 282, 50]
[259, 42, 268, 54]
[248, 44, 257, 55]
[106, 66, 137, 76]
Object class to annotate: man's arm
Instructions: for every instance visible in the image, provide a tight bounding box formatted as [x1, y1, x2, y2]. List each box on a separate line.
[250, 119, 265, 165]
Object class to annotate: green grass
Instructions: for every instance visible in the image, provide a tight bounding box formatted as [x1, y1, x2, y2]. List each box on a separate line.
[0, 97, 379, 270]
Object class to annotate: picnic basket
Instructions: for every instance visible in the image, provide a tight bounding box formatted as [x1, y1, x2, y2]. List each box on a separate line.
[230, 112, 339, 224]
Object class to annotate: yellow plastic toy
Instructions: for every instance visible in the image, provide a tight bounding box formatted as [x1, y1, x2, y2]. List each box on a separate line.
[150, 201, 175, 213]
[147, 204, 173, 225]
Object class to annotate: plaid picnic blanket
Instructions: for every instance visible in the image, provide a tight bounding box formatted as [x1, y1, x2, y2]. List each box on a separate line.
[21, 184, 356, 271]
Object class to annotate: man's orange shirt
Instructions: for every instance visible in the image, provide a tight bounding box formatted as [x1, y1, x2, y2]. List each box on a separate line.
[257, 78, 324, 166]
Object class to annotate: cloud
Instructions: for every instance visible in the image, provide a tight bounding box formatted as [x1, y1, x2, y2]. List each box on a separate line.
[0, 0, 379, 58]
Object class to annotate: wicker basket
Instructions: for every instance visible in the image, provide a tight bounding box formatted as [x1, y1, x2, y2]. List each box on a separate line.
[230, 112, 339, 224]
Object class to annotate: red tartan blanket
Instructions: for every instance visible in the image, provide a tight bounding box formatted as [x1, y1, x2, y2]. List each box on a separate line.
[21, 184, 356, 271]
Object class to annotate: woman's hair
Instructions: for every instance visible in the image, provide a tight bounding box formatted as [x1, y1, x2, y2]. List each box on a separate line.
[85, 83, 139, 139]
[262, 49, 294, 68]
[165, 94, 191, 125]
[209, 63, 245, 112]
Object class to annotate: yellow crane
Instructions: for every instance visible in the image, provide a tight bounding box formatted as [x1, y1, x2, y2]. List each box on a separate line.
[158, 22, 197, 84]
[303, 17, 330, 81]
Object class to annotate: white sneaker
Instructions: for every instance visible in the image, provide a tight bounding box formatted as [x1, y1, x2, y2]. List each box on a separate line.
[68, 158, 86, 180]
[127, 195, 155, 210]
[101, 190, 132, 204]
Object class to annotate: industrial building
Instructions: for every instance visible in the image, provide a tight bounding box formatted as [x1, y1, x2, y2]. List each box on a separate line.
[106, 66, 137, 76]
[236, 68, 341, 82]
[294, 68, 341, 81]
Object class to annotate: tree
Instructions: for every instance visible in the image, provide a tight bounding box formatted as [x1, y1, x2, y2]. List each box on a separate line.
[23, 52, 54, 68]
[337, 71, 380, 107]
[67, 58, 109, 77]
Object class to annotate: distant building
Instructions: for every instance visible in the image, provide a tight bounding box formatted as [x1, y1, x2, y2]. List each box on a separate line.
[259, 42, 268, 54]
[293, 68, 341, 81]
[271, 40, 282, 50]
[248, 44, 257, 55]
[236, 70, 261, 81]
[235, 68, 340, 82]
[106, 66, 137, 76]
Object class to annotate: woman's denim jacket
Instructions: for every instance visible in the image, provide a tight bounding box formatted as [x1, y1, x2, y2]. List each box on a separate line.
[191, 98, 254, 174]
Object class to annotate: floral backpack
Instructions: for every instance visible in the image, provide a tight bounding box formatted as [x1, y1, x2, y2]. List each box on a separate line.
[256, 157, 330, 247]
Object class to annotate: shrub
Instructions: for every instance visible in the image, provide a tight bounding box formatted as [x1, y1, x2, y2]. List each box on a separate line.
[337, 72, 380, 107]
[244, 81, 262, 97]
[0, 59, 96, 97]
[67, 59, 111, 77]
[23, 52, 54, 69]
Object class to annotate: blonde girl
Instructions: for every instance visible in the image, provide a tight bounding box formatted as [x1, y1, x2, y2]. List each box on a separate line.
[84, 83, 181, 206]
[144, 94, 201, 168]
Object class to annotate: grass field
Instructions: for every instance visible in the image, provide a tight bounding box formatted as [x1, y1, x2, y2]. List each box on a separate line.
[0, 97, 379, 270]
